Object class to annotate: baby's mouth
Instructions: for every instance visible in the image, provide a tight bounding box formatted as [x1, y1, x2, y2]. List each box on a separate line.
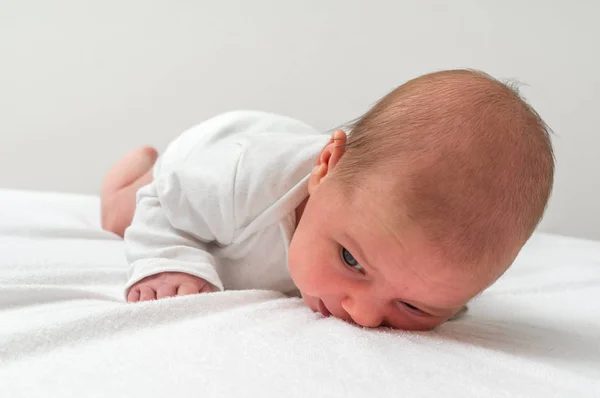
[317, 299, 331, 317]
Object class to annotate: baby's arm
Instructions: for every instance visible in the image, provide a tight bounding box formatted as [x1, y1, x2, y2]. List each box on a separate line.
[123, 140, 240, 301]
[123, 176, 229, 302]
[122, 113, 259, 302]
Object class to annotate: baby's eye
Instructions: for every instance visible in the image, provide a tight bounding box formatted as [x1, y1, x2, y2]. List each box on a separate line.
[398, 301, 427, 315]
[341, 247, 364, 273]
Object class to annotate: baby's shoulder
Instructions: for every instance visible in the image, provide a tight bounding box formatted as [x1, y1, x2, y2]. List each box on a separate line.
[227, 112, 329, 234]
[157, 110, 328, 238]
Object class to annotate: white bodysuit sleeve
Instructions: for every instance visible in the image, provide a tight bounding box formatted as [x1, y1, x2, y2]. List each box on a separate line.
[123, 120, 243, 298]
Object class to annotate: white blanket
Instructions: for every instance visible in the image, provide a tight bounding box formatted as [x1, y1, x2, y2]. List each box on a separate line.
[0, 189, 599, 397]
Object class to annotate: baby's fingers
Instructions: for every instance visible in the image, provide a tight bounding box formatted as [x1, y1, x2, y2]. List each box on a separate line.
[199, 283, 215, 294]
[177, 282, 201, 296]
[127, 287, 141, 303]
[156, 284, 178, 299]
[139, 285, 157, 301]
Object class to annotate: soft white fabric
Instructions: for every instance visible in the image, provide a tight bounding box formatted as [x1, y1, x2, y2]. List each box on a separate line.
[1, 190, 599, 398]
[125, 111, 329, 296]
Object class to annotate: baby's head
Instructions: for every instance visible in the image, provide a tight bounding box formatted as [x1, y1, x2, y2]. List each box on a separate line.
[288, 69, 554, 330]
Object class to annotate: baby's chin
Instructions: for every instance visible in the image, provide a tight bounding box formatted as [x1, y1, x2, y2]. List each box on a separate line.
[299, 292, 337, 319]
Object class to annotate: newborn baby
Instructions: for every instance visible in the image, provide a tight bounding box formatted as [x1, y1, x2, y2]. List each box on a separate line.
[101, 69, 554, 331]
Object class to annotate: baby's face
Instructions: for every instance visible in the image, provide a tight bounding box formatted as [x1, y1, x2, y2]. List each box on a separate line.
[288, 179, 482, 331]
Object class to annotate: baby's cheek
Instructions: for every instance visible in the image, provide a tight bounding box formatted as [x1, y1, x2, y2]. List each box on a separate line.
[291, 265, 319, 295]
[289, 258, 325, 296]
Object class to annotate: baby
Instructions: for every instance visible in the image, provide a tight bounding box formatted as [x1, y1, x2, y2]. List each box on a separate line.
[101, 69, 554, 331]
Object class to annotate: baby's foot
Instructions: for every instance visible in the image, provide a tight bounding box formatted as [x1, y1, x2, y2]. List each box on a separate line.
[127, 272, 217, 302]
[101, 146, 158, 237]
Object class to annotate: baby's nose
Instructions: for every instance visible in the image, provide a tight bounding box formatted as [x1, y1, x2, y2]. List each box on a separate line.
[340, 296, 383, 328]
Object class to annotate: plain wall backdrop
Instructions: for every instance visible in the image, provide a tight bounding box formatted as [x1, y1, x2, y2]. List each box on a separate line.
[1, 0, 599, 240]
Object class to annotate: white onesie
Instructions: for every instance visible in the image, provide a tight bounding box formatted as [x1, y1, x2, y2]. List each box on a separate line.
[123, 111, 330, 298]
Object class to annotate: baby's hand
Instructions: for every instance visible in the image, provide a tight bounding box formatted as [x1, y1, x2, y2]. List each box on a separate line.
[127, 272, 217, 303]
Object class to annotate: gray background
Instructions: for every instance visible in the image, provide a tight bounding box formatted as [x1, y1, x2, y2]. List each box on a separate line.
[1, 0, 598, 240]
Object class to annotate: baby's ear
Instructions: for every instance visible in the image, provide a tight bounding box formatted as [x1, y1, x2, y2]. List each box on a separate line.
[308, 158, 329, 195]
[308, 130, 347, 194]
[327, 130, 347, 171]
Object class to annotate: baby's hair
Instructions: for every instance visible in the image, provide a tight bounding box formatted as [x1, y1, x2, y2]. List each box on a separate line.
[333, 69, 554, 278]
